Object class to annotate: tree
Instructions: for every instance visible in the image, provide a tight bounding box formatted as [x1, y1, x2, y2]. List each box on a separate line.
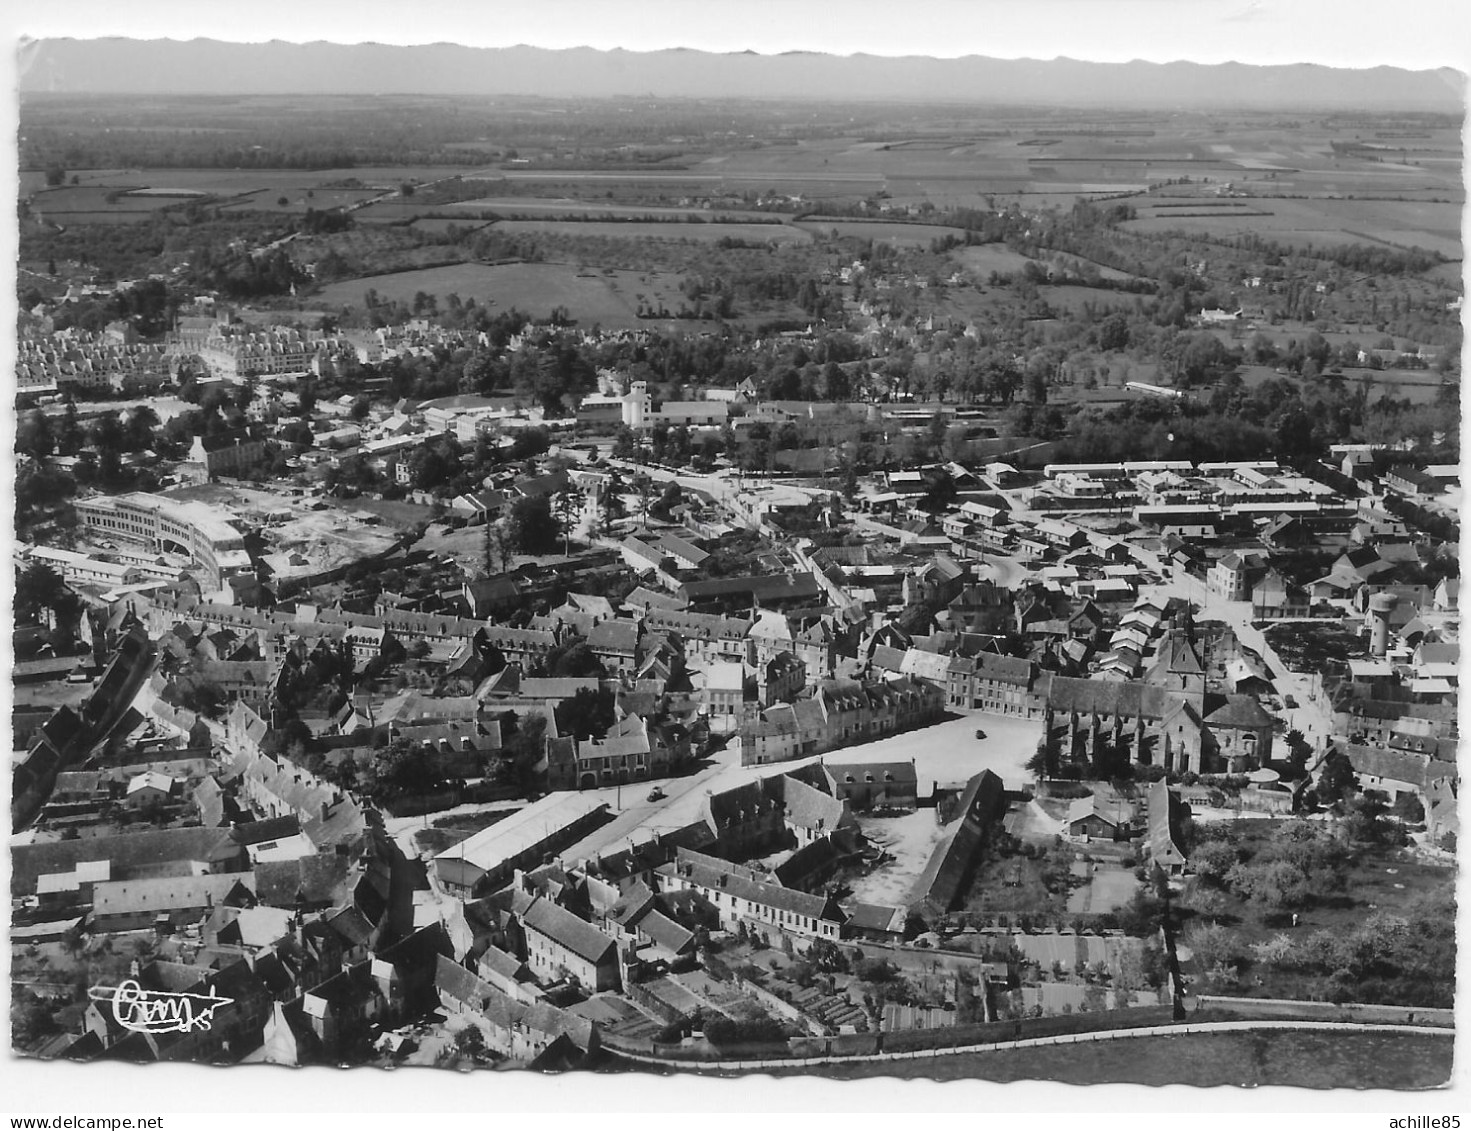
[15, 410, 55, 460]
[1184, 923, 1238, 976]
[1190, 839, 1239, 885]
[553, 486, 581, 556]
[454, 1025, 486, 1060]
[555, 687, 616, 742]
[507, 495, 560, 555]
[1314, 747, 1359, 809]
[15, 563, 79, 629]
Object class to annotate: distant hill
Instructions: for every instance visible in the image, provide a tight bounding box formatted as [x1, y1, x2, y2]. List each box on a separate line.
[17, 38, 1466, 112]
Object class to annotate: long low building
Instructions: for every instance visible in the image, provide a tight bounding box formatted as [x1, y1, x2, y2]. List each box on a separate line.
[74, 492, 252, 591]
[433, 794, 612, 900]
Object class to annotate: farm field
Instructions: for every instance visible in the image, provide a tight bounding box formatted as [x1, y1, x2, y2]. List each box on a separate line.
[794, 219, 964, 246]
[217, 188, 385, 213]
[487, 219, 812, 245]
[408, 217, 492, 235]
[21, 165, 474, 221]
[1122, 197, 1463, 259]
[312, 260, 690, 327]
[448, 197, 776, 221]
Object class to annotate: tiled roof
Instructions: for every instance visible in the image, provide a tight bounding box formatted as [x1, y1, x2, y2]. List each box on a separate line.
[658, 847, 844, 923]
[520, 897, 618, 965]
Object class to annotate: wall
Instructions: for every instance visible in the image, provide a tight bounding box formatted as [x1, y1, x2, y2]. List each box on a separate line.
[1193, 996, 1453, 1029]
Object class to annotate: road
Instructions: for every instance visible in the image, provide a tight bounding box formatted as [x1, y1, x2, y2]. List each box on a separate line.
[1141, 569, 1337, 752]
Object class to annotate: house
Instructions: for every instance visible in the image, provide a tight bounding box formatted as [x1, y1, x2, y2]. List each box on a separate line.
[1251, 569, 1310, 620]
[123, 770, 178, 811]
[703, 661, 749, 732]
[654, 847, 846, 950]
[1209, 551, 1266, 601]
[821, 760, 918, 811]
[1385, 465, 1441, 498]
[1066, 794, 1139, 842]
[946, 652, 1042, 716]
[189, 429, 268, 479]
[517, 896, 621, 992]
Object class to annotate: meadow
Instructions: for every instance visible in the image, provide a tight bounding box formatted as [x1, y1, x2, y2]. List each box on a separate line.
[313, 260, 689, 327]
[487, 219, 812, 245]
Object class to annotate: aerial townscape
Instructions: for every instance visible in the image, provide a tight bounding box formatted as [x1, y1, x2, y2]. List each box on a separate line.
[8, 39, 1460, 1090]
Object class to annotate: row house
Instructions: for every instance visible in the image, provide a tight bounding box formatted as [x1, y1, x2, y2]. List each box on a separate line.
[639, 608, 754, 667]
[946, 652, 1043, 716]
[544, 714, 690, 791]
[654, 848, 847, 950]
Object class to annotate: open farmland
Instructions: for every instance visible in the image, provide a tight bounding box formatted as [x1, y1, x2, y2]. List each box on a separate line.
[487, 219, 811, 245]
[794, 219, 964, 246]
[448, 197, 777, 221]
[407, 217, 492, 235]
[1123, 197, 1463, 259]
[312, 260, 690, 326]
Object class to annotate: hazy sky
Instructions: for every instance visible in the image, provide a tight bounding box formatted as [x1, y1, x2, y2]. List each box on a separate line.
[8, 0, 1471, 70]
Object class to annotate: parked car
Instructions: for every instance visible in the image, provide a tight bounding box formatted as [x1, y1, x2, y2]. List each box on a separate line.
[647, 787, 666, 802]
[975, 728, 987, 740]
[1284, 695, 1299, 709]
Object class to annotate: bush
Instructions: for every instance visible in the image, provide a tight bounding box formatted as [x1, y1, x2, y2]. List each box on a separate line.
[704, 1015, 787, 1047]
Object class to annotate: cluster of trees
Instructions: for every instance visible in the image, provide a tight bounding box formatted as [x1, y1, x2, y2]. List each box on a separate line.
[14, 563, 82, 640]
[1189, 820, 1349, 913]
[1191, 890, 1454, 1008]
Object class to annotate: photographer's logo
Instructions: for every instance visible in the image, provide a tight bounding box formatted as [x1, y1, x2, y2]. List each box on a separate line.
[89, 979, 234, 1034]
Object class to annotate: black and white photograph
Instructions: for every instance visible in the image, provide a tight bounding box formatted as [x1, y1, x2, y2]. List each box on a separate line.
[5, 0, 1465, 1116]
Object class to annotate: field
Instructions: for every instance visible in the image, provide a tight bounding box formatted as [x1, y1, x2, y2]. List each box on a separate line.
[408, 217, 492, 236]
[949, 244, 1045, 277]
[488, 219, 811, 245]
[794, 219, 964, 246]
[312, 260, 691, 327]
[1122, 197, 1463, 259]
[1232, 363, 1450, 406]
[800, 1028, 1453, 1088]
[448, 197, 776, 221]
[22, 165, 476, 224]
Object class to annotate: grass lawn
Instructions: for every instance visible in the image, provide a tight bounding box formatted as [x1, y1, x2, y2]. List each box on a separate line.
[799, 1028, 1453, 1088]
[961, 854, 1065, 918]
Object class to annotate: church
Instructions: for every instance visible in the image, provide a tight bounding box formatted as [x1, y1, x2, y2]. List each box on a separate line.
[1042, 613, 1274, 775]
